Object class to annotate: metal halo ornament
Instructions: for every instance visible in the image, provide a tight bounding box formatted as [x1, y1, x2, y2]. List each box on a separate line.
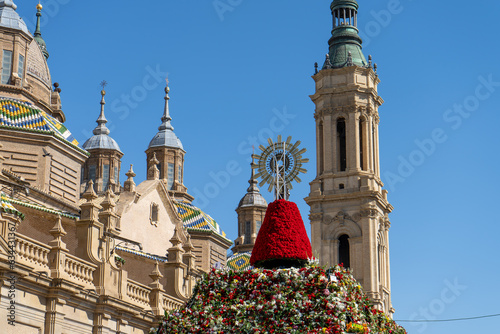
[252, 135, 309, 200]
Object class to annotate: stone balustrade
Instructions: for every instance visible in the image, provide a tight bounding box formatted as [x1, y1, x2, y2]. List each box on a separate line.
[127, 280, 151, 306]
[15, 235, 50, 271]
[63, 254, 96, 287]
[162, 293, 184, 311]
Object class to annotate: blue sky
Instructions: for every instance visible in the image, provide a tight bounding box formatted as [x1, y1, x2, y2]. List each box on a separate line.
[17, 1, 500, 333]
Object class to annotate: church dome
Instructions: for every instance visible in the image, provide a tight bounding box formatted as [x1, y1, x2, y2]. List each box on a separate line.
[26, 39, 51, 87]
[148, 85, 183, 150]
[82, 90, 121, 152]
[238, 192, 267, 208]
[83, 134, 121, 152]
[148, 129, 183, 150]
[0, 1, 28, 35]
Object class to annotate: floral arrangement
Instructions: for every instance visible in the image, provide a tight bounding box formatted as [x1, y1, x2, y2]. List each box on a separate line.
[346, 322, 368, 333]
[250, 199, 312, 269]
[150, 264, 406, 333]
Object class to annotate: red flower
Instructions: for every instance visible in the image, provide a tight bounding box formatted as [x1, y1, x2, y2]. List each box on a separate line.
[250, 200, 312, 268]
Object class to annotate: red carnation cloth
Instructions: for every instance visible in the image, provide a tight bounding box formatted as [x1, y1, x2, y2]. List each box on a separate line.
[250, 199, 312, 266]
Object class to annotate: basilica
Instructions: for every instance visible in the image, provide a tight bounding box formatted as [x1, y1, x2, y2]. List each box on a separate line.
[0, 1, 394, 333]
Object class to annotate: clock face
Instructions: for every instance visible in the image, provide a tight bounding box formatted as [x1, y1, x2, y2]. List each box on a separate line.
[252, 135, 309, 197]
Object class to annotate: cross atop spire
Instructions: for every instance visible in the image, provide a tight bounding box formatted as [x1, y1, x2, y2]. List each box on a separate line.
[93, 83, 110, 136]
[248, 155, 260, 193]
[159, 78, 173, 131]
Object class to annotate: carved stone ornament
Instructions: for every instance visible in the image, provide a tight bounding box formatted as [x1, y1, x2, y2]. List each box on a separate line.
[344, 105, 357, 113]
[309, 212, 323, 221]
[360, 209, 380, 219]
[329, 211, 356, 226]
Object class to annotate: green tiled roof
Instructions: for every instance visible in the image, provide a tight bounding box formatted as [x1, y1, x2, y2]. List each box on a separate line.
[0, 192, 24, 219]
[174, 200, 230, 242]
[6, 196, 78, 220]
[226, 252, 253, 271]
[0, 97, 86, 154]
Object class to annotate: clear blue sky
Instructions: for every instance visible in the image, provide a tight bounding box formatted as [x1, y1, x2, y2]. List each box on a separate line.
[17, 1, 500, 333]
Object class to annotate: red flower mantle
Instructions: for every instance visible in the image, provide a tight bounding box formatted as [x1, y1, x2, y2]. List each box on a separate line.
[250, 199, 312, 268]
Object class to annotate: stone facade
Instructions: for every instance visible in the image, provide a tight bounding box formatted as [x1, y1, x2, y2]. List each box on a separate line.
[0, 2, 232, 333]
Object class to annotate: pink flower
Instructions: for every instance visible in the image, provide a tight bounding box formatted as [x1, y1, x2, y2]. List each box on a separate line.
[323, 289, 330, 296]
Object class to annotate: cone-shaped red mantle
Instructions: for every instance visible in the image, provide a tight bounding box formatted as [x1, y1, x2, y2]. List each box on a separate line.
[250, 199, 312, 268]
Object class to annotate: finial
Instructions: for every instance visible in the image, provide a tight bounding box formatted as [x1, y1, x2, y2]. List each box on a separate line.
[33, 0, 49, 59]
[314, 62, 318, 75]
[169, 226, 183, 248]
[100, 80, 107, 96]
[149, 261, 163, 285]
[53, 82, 61, 93]
[148, 153, 160, 180]
[93, 82, 110, 136]
[158, 77, 173, 132]
[368, 55, 373, 68]
[83, 179, 98, 201]
[150, 152, 159, 165]
[322, 54, 332, 70]
[48, 215, 67, 249]
[374, 63, 378, 74]
[101, 186, 116, 210]
[124, 164, 136, 192]
[126, 164, 136, 178]
[346, 51, 353, 67]
[247, 154, 260, 193]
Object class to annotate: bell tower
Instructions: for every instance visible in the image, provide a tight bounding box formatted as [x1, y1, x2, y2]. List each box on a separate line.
[233, 157, 267, 254]
[305, 0, 394, 315]
[146, 82, 193, 202]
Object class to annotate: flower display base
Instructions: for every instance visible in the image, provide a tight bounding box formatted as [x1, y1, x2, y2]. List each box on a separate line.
[150, 265, 407, 333]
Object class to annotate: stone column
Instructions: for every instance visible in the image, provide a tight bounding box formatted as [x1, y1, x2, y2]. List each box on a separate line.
[367, 116, 374, 173]
[323, 114, 333, 173]
[348, 112, 360, 172]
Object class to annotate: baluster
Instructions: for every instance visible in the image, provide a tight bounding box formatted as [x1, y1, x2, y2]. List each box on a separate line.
[34, 247, 41, 264]
[43, 251, 49, 266]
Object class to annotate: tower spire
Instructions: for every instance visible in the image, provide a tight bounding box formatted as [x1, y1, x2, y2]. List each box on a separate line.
[247, 155, 259, 193]
[93, 82, 110, 136]
[33, 2, 49, 59]
[327, 0, 366, 68]
[158, 78, 174, 131]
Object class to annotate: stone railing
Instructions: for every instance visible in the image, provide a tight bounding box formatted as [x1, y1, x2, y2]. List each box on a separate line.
[127, 280, 151, 306]
[64, 254, 96, 288]
[162, 293, 184, 311]
[15, 235, 50, 271]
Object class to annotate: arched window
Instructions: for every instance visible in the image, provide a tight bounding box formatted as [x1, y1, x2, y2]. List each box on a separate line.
[338, 234, 350, 268]
[157, 162, 163, 179]
[244, 221, 251, 244]
[167, 163, 174, 189]
[2, 50, 12, 84]
[103, 164, 110, 191]
[377, 231, 385, 284]
[337, 118, 347, 171]
[150, 203, 159, 226]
